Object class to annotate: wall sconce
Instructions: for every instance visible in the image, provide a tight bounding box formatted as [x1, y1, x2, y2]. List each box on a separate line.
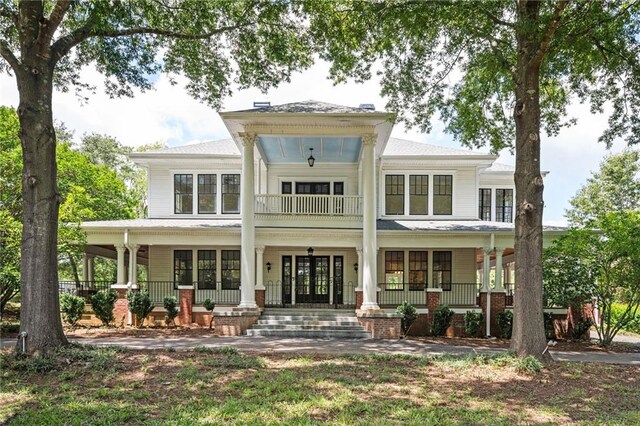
[307, 247, 314, 257]
[307, 148, 315, 167]
[266, 262, 271, 273]
[354, 262, 358, 273]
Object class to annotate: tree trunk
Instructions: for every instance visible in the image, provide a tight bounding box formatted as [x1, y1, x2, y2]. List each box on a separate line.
[68, 253, 81, 286]
[510, 1, 549, 360]
[16, 56, 68, 354]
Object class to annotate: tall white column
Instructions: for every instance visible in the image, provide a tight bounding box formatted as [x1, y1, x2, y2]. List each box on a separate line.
[356, 247, 363, 290]
[495, 248, 505, 292]
[127, 244, 140, 288]
[239, 132, 257, 309]
[115, 244, 127, 285]
[87, 255, 95, 282]
[361, 134, 380, 310]
[82, 254, 89, 281]
[255, 247, 265, 290]
[482, 248, 491, 291]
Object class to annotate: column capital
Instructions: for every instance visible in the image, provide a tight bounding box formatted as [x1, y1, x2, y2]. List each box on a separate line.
[361, 133, 377, 146]
[495, 247, 507, 255]
[483, 248, 492, 256]
[126, 244, 140, 252]
[239, 132, 258, 147]
[255, 246, 265, 254]
[114, 243, 126, 251]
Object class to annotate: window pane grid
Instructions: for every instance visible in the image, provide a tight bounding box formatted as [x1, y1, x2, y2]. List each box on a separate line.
[433, 175, 452, 215]
[198, 174, 216, 214]
[221, 250, 241, 289]
[197, 250, 216, 289]
[385, 251, 404, 290]
[409, 175, 428, 215]
[409, 251, 427, 290]
[496, 189, 513, 222]
[433, 251, 452, 291]
[479, 188, 492, 221]
[174, 250, 193, 287]
[222, 174, 240, 214]
[385, 175, 405, 215]
[174, 174, 193, 214]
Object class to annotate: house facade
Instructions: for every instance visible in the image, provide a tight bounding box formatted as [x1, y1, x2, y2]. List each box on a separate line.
[77, 101, 563, 337]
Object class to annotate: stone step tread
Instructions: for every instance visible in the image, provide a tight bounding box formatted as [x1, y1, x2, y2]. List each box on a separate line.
[252, 324, 366, 330]
[246, 329, 370, 338]
[257, 320, 361, 326]
[260, 315, 358, 321]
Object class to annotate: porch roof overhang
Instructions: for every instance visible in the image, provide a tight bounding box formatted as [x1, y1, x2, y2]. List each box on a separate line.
[81, 218, 242, 231]
[377, 219, 567, 234]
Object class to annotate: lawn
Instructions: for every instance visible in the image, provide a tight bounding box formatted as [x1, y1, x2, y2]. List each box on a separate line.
[1, 345, 638, 425]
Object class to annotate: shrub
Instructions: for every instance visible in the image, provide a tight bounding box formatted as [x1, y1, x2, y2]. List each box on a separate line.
[60, 293, 85, 327]
[163, 296, 179, 326]
[203, 298, 216, 329]
[396, 301, 418, 336]
[126, 290, 154, 327]
[612, 303, 640, 334]
[514, 355, 543, 374]
[463, 311, 484, 337]
[496, 311, 513, 339]
[571, 318, 593, 340]
[544, 312, 556, 339]
[89, 290, 117, 327]
[431, 305, 454, 336]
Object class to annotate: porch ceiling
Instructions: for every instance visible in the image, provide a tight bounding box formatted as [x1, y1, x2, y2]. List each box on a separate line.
[258, 136, 362, 164]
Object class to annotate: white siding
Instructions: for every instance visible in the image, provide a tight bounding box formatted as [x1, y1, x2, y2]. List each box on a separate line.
[148, 245, 171, 281]
[147, 166, 172, 218]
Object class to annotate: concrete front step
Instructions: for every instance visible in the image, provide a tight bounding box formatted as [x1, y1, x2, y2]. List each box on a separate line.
[252, 324, 366, 330]
[259, 315, 360, 322]
[257, 320, 361, 326]
[246, 329, 371, 338]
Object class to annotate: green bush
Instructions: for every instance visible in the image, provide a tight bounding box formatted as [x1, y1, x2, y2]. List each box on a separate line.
[496, 311, 513, 339]
[571, 318, 593, 340]
[203, 298, 216, 329]
[431, 305, 454, 336]
[396, 301, 418, 336]
[89, 290, 117, 327]
[544, 312, 556, 340]
[60, 293, 85, 326]
[126, 290, 154, 327]
[514, 355, 543, 374]
[463, 311, 484, 337]
[612, 303, 640, 334]
[163, 296, 179, 326]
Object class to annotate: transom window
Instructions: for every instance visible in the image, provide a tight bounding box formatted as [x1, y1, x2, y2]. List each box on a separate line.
[385, 175, 405, 215]
[198, 174, 216, 214]
[496, 189, 514, 222]
[433, 251, 452, 291]
[221, 250, 241, 290]
[433, 175, 453, 215]
[409, 175, 429, 215]
[173, 250, 193, 287]
[222, 174, 240, 214]
[385, 251, 404, 290]
[479, 188, 492, 221]
[174, 174, 193, 214]
[409, 251, 428, 290]
[197, 250, 216, 290]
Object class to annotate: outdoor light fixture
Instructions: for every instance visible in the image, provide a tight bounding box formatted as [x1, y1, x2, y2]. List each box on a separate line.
[307, 247, 314, 257]
[354, 262, 358, 273]
[266, 262, 271, 273]
[307, 148, 315, 167]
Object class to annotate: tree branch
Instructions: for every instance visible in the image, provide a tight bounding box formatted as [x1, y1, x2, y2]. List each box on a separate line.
[0, 40, 20, 72]
[530, 0, 569, 68]
[480, 8, 515, 28]
[44, 0, 72, 43]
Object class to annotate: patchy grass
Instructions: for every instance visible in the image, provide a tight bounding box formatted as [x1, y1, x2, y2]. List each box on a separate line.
[1, 346, 638, 425]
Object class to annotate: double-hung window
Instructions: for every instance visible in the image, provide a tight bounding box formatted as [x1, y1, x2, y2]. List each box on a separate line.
[174, 250, 193, 287]
[222, 174, 240, 214]
[496, 189, 513, 222]
[174, 174, 193, 214]
[385, 175, 405, 215]
[221, 250, 241, 290]
[385, 251, 404, 290]
[433, 251, 452, 291]
[479, 188, 492, 221]
[409, 251, 428, 290]
[409, 175, 429, 215]
[198, 174, 216, 214]
[197, 250, 216, 289]
[433, 175, 453, 215]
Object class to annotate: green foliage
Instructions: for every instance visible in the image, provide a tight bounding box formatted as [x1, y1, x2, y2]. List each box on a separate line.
[89, 290, 117, 327]
[60, 294, 86, 327]
[396, 301, 418, 336]
[612, 303, 640, 335]
[543, 312, 556, 340]
[126, 290, 154, 327]
[431, 305, 454, 337]
[571, 318, 593, 340]
[163, 296, 179, 326]
[463, 311, 484, 337]
[203, 299, 216, 312]
[496, 311, 513, 339]
[514, 356, 543, 375]
[0, 210, 21, 316]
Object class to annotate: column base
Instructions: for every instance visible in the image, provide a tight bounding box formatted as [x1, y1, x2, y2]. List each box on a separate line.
[255, 289, 266, 308]
[359, 302, 381, 311]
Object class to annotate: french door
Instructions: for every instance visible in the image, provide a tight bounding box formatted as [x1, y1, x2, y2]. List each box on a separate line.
[295, 256, 330, 303]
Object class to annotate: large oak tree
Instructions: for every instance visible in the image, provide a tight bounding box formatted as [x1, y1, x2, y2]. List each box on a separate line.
[307, 0, 640, 357]
[0, 0, 314, 354]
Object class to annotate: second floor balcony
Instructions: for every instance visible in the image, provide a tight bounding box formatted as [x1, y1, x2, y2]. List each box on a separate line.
[255, 194, 362, 217]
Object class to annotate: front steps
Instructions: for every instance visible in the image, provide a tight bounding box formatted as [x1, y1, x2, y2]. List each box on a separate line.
[246, 308, 370, 338]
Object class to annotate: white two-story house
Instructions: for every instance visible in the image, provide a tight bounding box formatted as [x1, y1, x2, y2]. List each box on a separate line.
[78, 101, 562, 335]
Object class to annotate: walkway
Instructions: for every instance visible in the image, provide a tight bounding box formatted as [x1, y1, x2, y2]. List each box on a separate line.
[64, 336, 640, 365]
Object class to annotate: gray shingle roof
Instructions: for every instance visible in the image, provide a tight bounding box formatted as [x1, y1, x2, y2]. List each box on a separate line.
[225, 100, 387, 114]
[483, 162, 515, 172]
[383, 138, 491, 157]
[140, 139, 239, 156]
[81, 218, 242, 229]
[378, 220, 567, 232]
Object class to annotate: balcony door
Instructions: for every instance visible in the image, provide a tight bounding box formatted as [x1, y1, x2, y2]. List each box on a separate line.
[295, 256, 330, 304]
[295, 182, 330, 195]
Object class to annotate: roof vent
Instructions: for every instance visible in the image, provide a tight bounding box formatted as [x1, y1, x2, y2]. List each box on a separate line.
[359, 103, 375, 110]
[253, 101, 271, 108]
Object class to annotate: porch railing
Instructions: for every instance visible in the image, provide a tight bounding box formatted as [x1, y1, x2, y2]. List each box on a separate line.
[439, 282, 480, 307]
[264, 279, 357, 308]
[195, 282, 241, 305]
[142, 281, 180, 304]
[255, 194, 362, 216]
[58, 280, 114, 302]
[377, 283, 427, 307]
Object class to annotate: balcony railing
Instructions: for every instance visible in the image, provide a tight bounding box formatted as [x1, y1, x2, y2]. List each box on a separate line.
[377, 282, 427, 307]
[439, 283, 480, 307]
[255, 194, 362, 216]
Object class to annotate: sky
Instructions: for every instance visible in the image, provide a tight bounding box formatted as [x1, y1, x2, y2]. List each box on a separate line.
[0, 61, 628, 225]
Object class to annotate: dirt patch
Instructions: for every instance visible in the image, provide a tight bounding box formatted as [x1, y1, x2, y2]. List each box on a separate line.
[65, 325, 218, 339]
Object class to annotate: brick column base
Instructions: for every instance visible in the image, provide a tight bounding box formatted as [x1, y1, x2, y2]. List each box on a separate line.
[214, 312, 260, 336]
[357, 313, 402, 339]
[426, 289, 441, 333]
[255, 289, 266, 309]
[178, 288, 194, 326]
[355, 291, 363, 310]
[479, 292, 506, 337]
[112, 287, 129, 327]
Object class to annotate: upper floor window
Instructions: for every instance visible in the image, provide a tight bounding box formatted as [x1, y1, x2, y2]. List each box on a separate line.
[409, 251, 427, 290]
[433, 175, 452, 215]
[198, 174, 216, 214]
[479, 188, 492, 221]
[496, 189, 513, 222]
[385, 175, 405, 215]
[409, 175, 429, 215]
[222, 174, 240, 214]
[174, 174, 193, 214]
[174, 250, 193, 287]
[385, 251, 404, 290]
[433, 251, 452, 290]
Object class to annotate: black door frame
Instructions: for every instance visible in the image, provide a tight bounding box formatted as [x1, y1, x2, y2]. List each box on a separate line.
[295, 255, 330, 304]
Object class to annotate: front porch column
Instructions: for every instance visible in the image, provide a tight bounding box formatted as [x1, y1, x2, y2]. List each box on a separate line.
[239, 132, 257, 309]
[495, 249, 505, 292]
[361, 133, 380, 311]
[86, 255, 95, 282]
[115, 244, 127, 285]
[482, 248, 491, 291]
[482, 248, 492, 336]
[82, 254, 89, 281]
[255, 246, 266, 308]
[127, 244, 140, 287]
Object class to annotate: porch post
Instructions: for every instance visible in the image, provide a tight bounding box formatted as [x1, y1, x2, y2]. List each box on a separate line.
[239, 132, 257, 309]
[361, 133, 380, 311]
[255, 247, 265, 290]
[127, 244, 140, 287]
[82, 254, 89, 281]
[482, 248, 492, 336]
[495, 249, 505, 292]
[115, 244, 127, 285]
[87, 255, 95, 283]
